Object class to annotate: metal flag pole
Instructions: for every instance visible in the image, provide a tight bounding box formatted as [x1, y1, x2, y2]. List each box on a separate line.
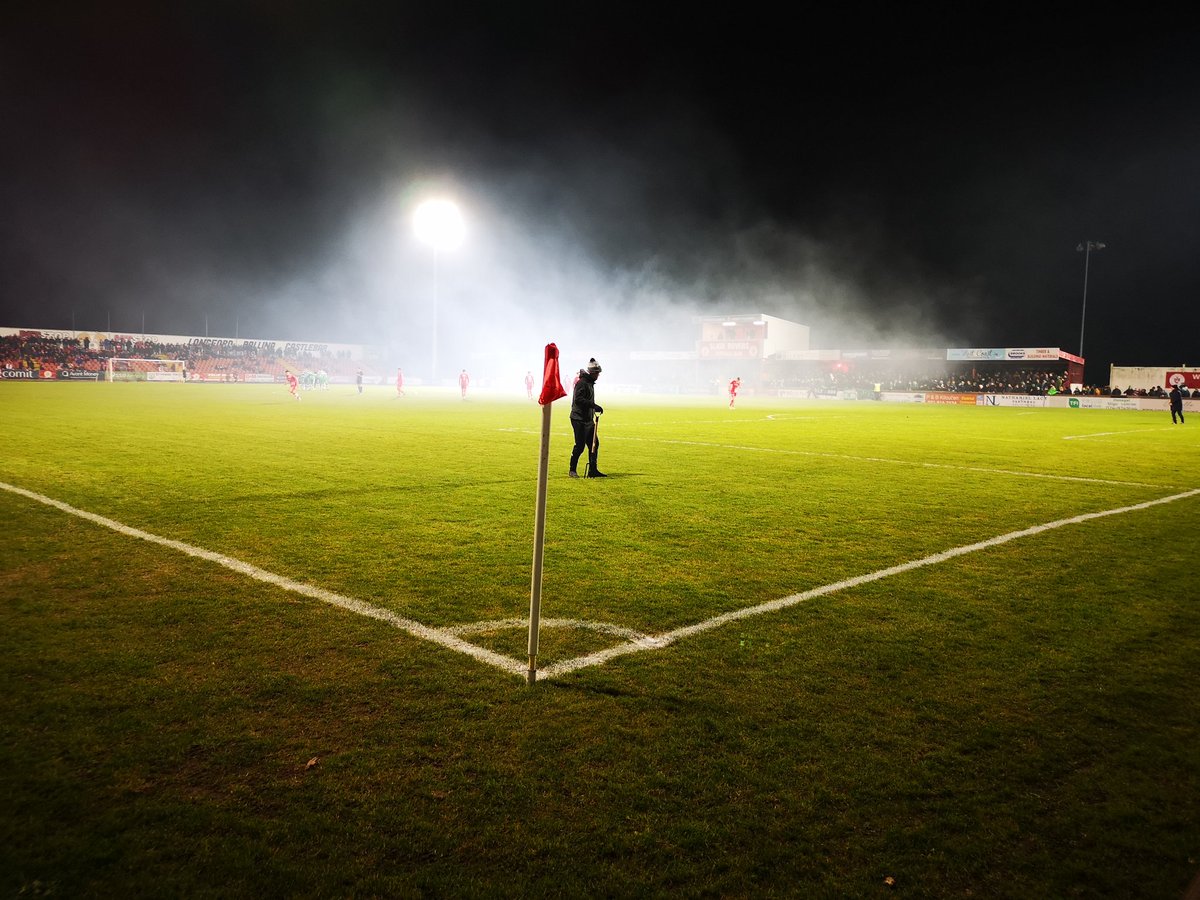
[528, 401, 553, 684]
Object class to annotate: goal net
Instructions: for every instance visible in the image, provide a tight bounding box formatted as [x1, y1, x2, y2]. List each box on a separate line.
[106, 358, 187, 382]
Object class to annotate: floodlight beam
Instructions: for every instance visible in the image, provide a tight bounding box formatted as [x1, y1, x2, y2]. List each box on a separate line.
[413, 198, 466, 384]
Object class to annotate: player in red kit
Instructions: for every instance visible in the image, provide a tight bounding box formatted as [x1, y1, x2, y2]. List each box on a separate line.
[395, 367, 405, 397]
[285, 369, 300, 401]
[728, 376, 741, 408]
[525, 370, 534, 400]
[459, 369, 470, 399]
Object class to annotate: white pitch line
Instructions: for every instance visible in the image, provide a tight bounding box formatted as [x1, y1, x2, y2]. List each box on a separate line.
[589, 415, 836, 427]
[601, 434, 1164, 489]
[6, 479, 1198, 685]
[915, 461, 1151, 487]
[445, 617, 660, 644]
[539, 486, 1200, 679]
[0, 480, 526, 679]
[1063, 428, 1177, 440]
[499, 428, 1161, 488]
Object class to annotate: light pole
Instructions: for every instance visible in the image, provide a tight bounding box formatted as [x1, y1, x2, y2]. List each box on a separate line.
[413, 198, 465, 386]
[1076, 240, 1105, 359]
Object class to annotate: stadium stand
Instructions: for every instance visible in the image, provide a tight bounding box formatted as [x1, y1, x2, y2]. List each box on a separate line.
[4, 332, 1196, 397]
[0, 334, 386, 383]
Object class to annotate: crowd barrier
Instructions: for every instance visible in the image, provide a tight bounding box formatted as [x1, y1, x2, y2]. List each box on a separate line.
[878, 391, 1197, 412]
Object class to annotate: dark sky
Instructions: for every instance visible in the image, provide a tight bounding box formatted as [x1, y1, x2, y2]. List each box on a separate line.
[3, 3, 1198, 381]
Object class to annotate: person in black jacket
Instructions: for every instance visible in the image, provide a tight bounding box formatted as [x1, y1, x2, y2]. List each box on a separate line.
[1169, 384, 1185, 424]
[569, 358, 606, 477]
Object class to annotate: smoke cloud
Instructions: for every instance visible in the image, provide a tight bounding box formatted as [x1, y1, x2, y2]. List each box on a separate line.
[0, 6, 994, 377]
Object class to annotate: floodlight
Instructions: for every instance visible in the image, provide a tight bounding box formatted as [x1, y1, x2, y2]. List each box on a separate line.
[1075, 240, 1106, 361]
[414, 198, 465, 251]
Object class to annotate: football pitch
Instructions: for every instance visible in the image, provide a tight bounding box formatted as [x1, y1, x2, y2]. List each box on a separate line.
[2, 382, 1198, 896]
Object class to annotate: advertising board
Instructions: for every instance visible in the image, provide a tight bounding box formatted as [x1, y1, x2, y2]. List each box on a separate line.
[982, 394, 1046, 408]
[1166, 372, 1200, 389]
[925, 392, 981, 405]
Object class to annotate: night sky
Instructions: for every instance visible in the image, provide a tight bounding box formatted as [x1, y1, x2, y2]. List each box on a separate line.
[3, 4, 1198, 382]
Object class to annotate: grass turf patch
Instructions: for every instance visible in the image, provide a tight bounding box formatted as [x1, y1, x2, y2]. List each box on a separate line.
[1, 383, 1199, 896]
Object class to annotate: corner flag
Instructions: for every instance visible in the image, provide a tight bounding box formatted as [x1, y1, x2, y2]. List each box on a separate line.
[528, 343, 567, 684]
[538, 343, 567, 405]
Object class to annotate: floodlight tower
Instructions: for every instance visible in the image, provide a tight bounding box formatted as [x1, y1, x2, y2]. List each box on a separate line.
[1076, 240, 1105, 360]
[414, 198, 465, 386]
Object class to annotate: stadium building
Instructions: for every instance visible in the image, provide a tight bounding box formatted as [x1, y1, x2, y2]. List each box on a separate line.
[615, 315, 1087, 398]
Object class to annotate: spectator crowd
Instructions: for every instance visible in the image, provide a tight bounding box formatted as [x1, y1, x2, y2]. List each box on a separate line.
[4, 333, 1198, 397]
[770, 365, 1200, 398]
[0, 333, 378, 382]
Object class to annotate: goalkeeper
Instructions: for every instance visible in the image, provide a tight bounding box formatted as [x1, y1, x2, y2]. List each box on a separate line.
[568, 358, 606, 478]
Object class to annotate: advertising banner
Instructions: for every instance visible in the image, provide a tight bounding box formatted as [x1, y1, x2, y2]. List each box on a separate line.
[1166, 371, 1200, 389]
[925, 392, 982, 405]
[982, 394, 1046, 408]
[1004, 347, 1061, 361]
[1066, 396, 1140, 410]
[946, 347, 1065, 362]
[947, 348, 1007, 361]
[697, 341, 761, 359]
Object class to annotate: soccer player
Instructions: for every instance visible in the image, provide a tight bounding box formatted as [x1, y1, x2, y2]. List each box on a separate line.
[525, 370, 534, 400]
[728, 376, 741, 408]
[396, 367, 405, 397]
[356, 369, 364, 394]
[459, 369, 470, 399]
[285, 369, 300, 401]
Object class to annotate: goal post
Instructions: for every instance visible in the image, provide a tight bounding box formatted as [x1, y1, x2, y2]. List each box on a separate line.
[106, 358, 187, 382]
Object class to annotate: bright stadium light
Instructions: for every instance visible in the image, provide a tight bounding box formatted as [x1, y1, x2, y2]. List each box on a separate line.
[414, 198, 465, 252]
[414, 198, 465, 385]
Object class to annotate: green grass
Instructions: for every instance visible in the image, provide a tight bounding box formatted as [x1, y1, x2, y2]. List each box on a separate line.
[1, 381, 1198, 897]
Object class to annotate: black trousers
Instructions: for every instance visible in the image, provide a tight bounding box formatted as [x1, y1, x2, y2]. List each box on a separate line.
[570, 417, 599, 471]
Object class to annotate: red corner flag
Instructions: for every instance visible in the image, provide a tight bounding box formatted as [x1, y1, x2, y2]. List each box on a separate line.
[530, 342, 566, 684]
[538, 342, 568, 405]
